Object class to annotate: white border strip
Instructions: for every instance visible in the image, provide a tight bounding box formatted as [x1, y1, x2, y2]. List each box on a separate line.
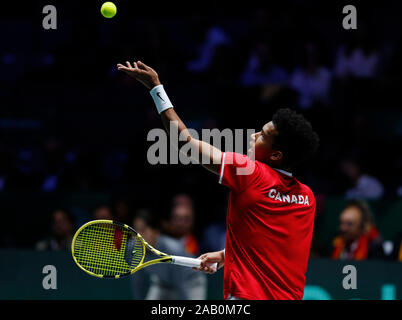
[273, 168, 293, 177]
[219, 152, 226, 184]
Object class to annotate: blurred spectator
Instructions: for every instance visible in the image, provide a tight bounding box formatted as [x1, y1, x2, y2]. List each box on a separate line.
[113, 197, 131, 224]
[187, 25, 231, 73]
[131, 209, 207, 300]
[36, 209, 75, 251]
[340, 158, 384, 199]
[163, 194, 199, 255]
[329, 200, 384, 260]
[93, 204, 113, 220]
[172, 193, 193, 208]
[334, 35, 379, 79]
[10, 146, 44, 190]
[240, 42, 288, 88]
[41, 138, 64, 192]
[289, 42, 331, 109]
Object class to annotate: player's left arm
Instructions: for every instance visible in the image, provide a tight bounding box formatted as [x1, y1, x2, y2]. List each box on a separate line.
[117, 60, 222, 175]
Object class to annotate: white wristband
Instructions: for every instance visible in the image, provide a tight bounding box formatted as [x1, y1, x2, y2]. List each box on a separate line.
[149, 84, 174, 114]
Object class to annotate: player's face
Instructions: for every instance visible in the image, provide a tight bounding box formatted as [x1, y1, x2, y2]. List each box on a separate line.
[248, 121, 280, 164]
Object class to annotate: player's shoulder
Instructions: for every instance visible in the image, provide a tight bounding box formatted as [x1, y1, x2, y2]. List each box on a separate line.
[297, 181, 316, 204]
[265, 165, 316, 200]
[300, 182, 315, 195]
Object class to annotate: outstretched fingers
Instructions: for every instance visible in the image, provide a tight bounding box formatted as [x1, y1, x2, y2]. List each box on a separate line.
[117, 60, 152, 73]
[117, 63, 129, 71]
[137, 60, 151, 71]
[117, 63, 146, 75]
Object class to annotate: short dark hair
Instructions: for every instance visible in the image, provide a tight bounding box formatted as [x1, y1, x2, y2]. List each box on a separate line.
[51, 208, 76, 227]
[134, 208, 160, 230]
[272, 108, 320, 169]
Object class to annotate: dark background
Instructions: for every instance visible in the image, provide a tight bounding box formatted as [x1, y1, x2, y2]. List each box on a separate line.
[1, 1, 402, 254]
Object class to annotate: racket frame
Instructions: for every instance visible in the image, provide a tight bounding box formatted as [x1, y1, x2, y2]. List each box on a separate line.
[72, 220, 172, 278]
[72, 219, 215, 279]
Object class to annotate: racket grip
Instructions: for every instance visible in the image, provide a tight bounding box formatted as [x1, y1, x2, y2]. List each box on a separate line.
[171, 256, 218, 271]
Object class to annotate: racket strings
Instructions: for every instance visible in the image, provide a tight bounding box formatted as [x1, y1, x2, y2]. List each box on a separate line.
[73, 223, 144, 277]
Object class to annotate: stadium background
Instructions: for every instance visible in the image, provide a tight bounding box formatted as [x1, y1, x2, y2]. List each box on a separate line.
[1, 1, 402, 299]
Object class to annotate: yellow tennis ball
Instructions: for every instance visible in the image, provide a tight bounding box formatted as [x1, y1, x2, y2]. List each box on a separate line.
[101, 2, 117, 18]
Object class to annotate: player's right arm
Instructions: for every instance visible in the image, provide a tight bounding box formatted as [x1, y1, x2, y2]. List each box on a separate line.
[117, 60, 222, 175]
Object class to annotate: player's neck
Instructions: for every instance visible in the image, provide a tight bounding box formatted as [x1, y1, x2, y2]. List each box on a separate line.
[264, 159, 291, 172]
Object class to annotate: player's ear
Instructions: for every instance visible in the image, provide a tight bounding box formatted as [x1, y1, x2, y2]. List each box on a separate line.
[269, 150, 283, 162]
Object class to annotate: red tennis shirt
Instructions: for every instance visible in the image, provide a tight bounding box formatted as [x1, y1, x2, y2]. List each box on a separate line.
[219, 152, 316, 300]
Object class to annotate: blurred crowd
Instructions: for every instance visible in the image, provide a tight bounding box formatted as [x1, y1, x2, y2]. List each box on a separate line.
[1, 5, 402, 196]
[36, 194, 402, 261]
[1, 3, 402, 274]
[35, 193, 225, 255]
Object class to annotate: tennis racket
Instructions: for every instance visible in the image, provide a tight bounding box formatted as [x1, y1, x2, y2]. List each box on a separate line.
[71, 219, 217, 278]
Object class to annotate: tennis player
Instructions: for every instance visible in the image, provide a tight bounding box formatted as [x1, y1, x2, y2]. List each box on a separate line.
[117, 60, 320, 300]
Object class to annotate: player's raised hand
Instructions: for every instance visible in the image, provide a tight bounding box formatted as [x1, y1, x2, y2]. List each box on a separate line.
[193, 250, 225, 274]
[117, 60, 161, 89]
